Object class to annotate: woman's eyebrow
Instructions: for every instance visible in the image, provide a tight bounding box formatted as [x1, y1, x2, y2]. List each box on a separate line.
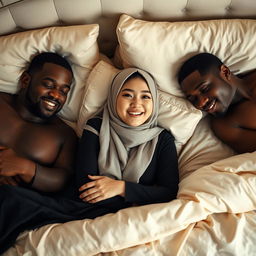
[121, 88, 151, 93]
[121, 88, 134, 92]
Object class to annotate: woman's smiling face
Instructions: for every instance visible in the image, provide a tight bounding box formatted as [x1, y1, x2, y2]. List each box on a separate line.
[116, 77, 153, 127]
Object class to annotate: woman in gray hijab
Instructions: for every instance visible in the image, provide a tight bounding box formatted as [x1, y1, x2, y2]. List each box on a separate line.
[76, 68, 179, 207]
[0, 68, 179, 253]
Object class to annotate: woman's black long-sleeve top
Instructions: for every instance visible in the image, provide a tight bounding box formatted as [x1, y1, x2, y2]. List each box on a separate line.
[76, 117, 179, 207]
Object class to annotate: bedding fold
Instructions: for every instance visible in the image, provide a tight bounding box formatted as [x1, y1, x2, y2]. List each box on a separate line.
[5, 152, 256, 255]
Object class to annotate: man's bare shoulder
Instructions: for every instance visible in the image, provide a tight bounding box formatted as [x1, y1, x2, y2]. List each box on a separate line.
[0, 91, 76, 139]
[51, 117, 77, 138]
[0, 92, 15, 103]
[229, 99, 256, 116]
[212, 99, 256, 130]
[239, 69, 256, 99]
[210, 98, 256, 153]
[238, 69, 256, 79]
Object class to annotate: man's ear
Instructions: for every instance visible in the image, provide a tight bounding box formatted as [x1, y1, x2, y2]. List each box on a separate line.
[219, 64, 231, 81]
[19, 71, 31, 89]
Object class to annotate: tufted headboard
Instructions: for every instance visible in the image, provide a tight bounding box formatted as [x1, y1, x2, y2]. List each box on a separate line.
[1, 3, 256, 254]
[0, 0, 256, 57]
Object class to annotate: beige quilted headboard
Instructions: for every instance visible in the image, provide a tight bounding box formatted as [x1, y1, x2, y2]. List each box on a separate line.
[1, 0, 256, 57]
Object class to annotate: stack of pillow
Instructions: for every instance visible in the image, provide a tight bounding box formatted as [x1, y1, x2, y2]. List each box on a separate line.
[1, 14, 256, 152]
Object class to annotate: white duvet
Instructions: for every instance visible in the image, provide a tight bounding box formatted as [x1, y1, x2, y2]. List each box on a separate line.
[4, 118, 256, 256]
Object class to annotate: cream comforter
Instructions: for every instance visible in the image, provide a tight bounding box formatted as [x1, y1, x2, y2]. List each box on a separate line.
[4, 118, 256, 256]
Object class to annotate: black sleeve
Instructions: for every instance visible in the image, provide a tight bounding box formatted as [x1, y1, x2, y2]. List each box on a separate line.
[124, 131, 179, 205]
[75, 118, 101, 190]
[75, 118, 129, 210]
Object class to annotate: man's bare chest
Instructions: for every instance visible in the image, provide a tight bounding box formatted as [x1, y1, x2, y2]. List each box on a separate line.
[0, 102, 62, 165]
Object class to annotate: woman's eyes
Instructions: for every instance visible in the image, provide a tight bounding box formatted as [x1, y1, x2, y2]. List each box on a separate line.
[122, 94, 152, 99]
[122, 93, 132, 98]
[142, 95, 152, 99]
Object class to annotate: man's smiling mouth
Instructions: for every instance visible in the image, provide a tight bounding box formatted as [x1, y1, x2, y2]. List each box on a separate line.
[42, 99, 59, 111]
[204, 99, 216, 112]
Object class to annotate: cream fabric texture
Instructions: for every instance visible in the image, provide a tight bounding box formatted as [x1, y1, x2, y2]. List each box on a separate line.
[77, 60, 120, 136]
[116, 14, 256, 97]
[178, 116, 235, 179]
[1, 0, 256, 57]
[7, 151, 256, 255]
[2, 11, 256, 256]
[0, 24, 100, 122]
[77, 60, 202, 146]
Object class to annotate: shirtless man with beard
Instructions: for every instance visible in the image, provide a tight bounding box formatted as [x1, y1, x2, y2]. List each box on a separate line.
[178, 52, 256, 153]
[0, 52, 77, 192]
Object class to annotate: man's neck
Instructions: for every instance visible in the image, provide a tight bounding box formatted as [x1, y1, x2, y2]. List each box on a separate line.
[236, 70, 256, 100]
[15, 96, 49, 124]
[232, 89, 244, 104]
[232, 75, 251, 101]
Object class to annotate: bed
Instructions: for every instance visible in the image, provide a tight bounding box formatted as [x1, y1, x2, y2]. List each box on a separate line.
[0, 0, 256, 255]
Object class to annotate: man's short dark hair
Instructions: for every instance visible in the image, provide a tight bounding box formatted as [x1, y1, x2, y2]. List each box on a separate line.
[177, 53, 223, 84]
[27, 52, 73, 76]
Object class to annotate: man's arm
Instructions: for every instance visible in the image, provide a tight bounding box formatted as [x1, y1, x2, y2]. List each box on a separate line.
[31, 129, 78, 192]
[211, 100, 256, 153]
[0, 129, 78, 192]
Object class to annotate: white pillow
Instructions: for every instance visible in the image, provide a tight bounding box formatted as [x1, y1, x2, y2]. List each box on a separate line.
[77, 60, 202, 146]
[178, 116, 235, 180]
[116, 14, 256, 97]
[0, 24, 100, 122]
[77, 60, 119, 137]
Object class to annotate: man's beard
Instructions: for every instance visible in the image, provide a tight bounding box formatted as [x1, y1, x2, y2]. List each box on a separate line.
[24, 86, 61, 119]
[211, 109, 227, 117]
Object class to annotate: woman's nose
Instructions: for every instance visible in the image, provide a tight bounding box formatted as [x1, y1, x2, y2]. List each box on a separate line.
[130, 97, 141, 106]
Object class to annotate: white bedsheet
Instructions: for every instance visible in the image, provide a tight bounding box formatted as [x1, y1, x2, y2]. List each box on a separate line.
[4, 118, 256, 256]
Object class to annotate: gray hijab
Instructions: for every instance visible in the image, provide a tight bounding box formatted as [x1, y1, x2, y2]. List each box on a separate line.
[88, 68, 163, 182]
